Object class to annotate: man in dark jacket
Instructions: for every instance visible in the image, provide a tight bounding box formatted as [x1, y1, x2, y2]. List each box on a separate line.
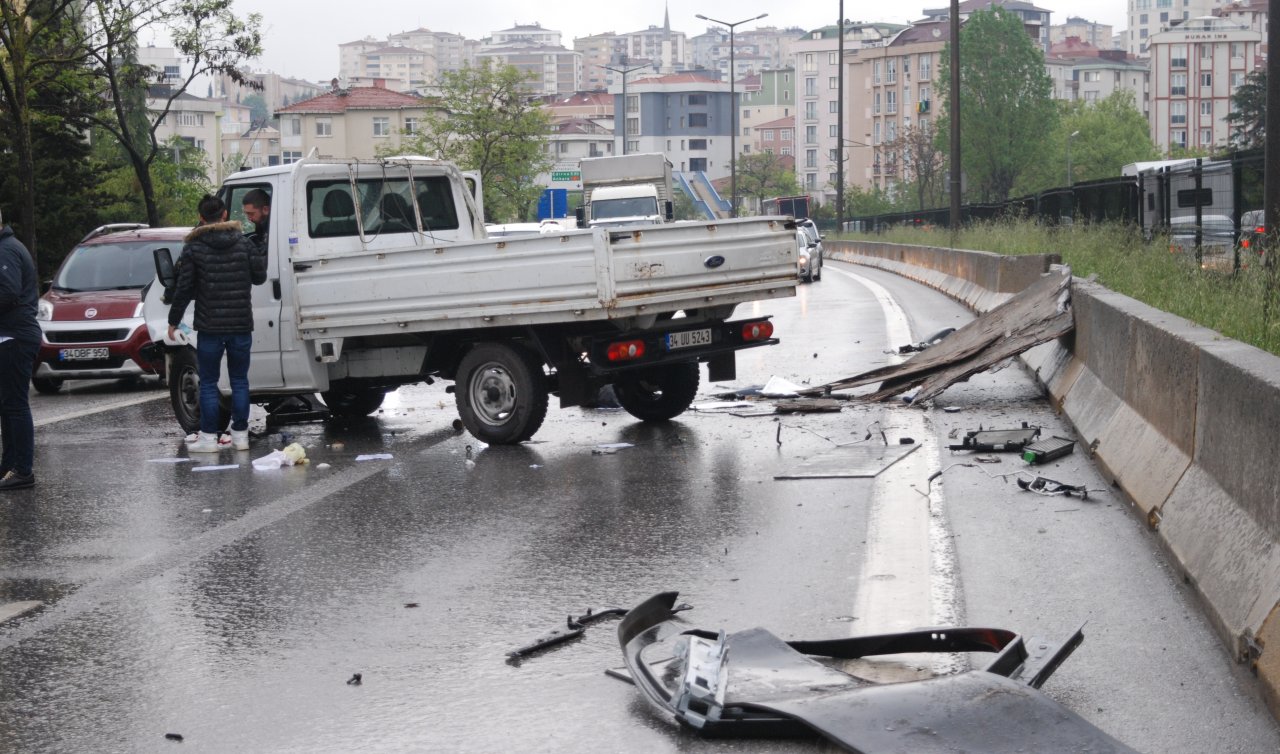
[242, 188, 271, 250]
[0, 219, 39, 490]
[168, 195, 267, 452]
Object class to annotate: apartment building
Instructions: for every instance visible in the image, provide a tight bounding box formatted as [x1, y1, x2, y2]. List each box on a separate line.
[616, 12, 687, 73]
[739, 68, 796, 144]
[1148, 16, 1261, 152]
[847, 21, 948, 195]
[753, 115, 795, 158]
[275, 84, 436, 160]
[216, 70, 327, 118]
[151, 90, 224, 186]
[1127, 0, 1221, 56]
[1049, 16, 1115, 48]
[475, 44, 583, 96]
[1045, 44, 1150, 109]
[793, 21, 905, 201]
[575, 32, 621, 90]
[613, 73, 733, 178]
[922, 0, 1052, 49]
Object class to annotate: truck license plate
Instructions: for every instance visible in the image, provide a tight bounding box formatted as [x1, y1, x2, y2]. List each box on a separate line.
[59, 347, 109, 361]
[666, 329, 712, 350]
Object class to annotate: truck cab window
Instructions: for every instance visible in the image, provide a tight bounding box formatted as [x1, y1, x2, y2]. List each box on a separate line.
[308, 182, 359, 238]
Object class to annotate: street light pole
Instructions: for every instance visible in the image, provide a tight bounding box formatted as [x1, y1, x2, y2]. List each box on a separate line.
[1066, 130, 1080, 186]
[603, 56, 646, 156]
[697, 12, 768, 218]
[836, 1, 845, 233]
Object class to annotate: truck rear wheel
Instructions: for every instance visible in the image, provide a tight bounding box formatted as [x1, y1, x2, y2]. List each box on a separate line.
[455, 342, 548, 444]
[321, 388, 386, 420]
[168, 348, 230, 434]
[613, 362, 700, 422]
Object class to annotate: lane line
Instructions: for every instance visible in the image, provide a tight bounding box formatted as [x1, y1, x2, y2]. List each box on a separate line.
[828, 265, 963, 673]
[0, 427, 459, 651]
[34, 392, 168, 428]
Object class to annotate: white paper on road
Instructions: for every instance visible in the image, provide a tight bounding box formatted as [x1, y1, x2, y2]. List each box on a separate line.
[147, 458, 196, 464]
[595, 443, 634, 449]
[355, 453, 394, 461]
[191, 464, 240, 472]
[761, 376, 804, 398]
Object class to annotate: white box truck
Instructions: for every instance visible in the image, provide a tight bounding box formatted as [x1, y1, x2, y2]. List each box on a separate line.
[576, 153, 674, 228]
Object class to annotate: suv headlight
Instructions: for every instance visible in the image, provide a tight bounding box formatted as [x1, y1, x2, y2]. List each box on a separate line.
[37, 299, 53, 321]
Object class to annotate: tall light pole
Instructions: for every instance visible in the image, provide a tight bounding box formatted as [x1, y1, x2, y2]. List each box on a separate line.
[697, 12, 768, 218]
[1066, 129, 1080, 186]
[836, 2, 845, 233]
[603, 56, 646, 155]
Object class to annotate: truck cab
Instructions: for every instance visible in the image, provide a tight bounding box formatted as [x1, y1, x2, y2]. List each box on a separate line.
[583, 185, 673, 228]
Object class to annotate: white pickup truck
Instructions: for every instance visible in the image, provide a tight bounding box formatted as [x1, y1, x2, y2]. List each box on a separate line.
[143, 155, 797, 444]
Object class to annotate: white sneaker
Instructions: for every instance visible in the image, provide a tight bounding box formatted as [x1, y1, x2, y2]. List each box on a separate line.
[230, 429, 250, 450]
[187, 432, 221, 453]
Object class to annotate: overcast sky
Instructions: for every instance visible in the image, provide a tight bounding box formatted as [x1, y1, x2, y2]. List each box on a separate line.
[200, 0, 1130, 83]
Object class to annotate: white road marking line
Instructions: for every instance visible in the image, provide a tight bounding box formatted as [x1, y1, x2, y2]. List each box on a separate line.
[33, 392, 167, 427]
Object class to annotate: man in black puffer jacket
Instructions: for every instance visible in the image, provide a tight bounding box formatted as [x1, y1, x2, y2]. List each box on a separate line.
[167, 195, 267, 453]
[0, 218, 39, 490]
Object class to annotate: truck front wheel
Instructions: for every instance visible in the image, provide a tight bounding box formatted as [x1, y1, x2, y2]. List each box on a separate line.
[455, 342, 549, 444]
[613, 362, 700, 422]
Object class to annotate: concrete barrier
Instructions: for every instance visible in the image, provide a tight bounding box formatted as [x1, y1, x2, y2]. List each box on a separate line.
[829, 239, 1280, 715]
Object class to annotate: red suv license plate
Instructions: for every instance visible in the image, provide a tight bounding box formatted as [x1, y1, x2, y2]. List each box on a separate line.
[59, 347, 109, 361]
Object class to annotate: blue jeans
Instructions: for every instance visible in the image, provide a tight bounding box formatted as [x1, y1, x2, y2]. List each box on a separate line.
[0, 338, 37, 475]
[196, 332, 252, 433]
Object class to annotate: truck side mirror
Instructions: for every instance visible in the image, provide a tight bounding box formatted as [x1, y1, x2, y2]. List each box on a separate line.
[153, 247, 175, 290]
[663, 200, 674, 222]
[575, 206, 587, 229]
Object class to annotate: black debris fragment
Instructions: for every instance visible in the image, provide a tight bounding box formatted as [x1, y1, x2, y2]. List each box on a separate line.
[347, 673, 363, 686]
[897, 327, 957, 353]
[164, 733, 184, 742]
[1017, 476, 1089, 498]
[949, 423, 1041, 452]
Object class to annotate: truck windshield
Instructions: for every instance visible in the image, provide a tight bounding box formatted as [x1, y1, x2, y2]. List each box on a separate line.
[592, 197, 658, 220]
[53, 242, 161, 291]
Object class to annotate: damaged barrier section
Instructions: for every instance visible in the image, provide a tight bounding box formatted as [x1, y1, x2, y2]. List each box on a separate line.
[828, 238, 1280, 722]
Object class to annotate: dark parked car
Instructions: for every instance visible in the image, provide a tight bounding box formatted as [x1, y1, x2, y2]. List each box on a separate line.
[33, 224, 188, 393]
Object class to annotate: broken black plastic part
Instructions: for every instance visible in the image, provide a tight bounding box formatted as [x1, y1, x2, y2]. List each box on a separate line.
[617, 592, 1135, 753]
[1022, 436, 1076, 464]
[1017, 475, 1089, 498]
[508, 606, 636, 661]
[949, 423, 1041, 452]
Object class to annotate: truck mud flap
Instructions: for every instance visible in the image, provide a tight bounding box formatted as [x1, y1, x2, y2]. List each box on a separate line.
[617, 592, 1136, 753]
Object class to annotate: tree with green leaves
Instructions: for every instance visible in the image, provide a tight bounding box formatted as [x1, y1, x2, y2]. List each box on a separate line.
[381, 62, 552, 222]
[736, 151, 800, 214]
[77, 0, 262, 226]
[0, 0, 92, 254]
[939, 8, 1057, 201]
[1226, 69, 1265, 149]
[1015, 91, 1158, 194]
[884, 122, 946, 211]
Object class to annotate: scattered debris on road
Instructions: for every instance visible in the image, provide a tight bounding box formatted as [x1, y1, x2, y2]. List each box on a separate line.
[1018, 475, 1090, 498]
[507, 606, 641, 662]
[773, 399, 842, 414]
[614, 591, 1136, 753]
[775, 444, 919, 479]
[807, 267, 1073, 403]
[191, 464, 240, 473]
[164, 732, 184, 742]
[346, 673, 362, 686]
[354, 453, 393, 462]
[949, 423, 1041, 453]
[894, 326, 956, 354]
[1022, 436, 1077, 464]
[252, 443, 308, 470]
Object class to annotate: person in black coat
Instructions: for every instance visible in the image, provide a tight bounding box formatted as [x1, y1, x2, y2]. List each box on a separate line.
[167, 195, 267, 452]
[0, 218, 39, 490]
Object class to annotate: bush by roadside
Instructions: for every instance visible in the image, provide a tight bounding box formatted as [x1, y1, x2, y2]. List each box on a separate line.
[845, 220, 1280, 357]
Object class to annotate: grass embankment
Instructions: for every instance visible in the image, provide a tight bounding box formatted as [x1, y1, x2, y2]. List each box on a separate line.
[845, 220, 1280, 357]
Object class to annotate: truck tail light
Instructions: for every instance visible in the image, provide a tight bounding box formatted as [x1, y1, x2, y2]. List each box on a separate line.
[740, 320, 774, 342]
[606, 340, 646, 362]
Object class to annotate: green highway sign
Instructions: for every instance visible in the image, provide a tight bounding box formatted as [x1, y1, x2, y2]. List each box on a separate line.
[551, 171, 581, 182]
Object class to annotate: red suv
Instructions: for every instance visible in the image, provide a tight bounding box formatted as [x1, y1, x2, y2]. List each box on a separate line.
[34, 224, 189, 393]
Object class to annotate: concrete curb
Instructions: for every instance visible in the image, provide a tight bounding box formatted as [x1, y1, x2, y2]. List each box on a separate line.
[829, 239, 1280, 714]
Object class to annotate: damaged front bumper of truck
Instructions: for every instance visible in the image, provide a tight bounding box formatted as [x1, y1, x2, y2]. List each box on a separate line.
[615, 592, 1136, 753]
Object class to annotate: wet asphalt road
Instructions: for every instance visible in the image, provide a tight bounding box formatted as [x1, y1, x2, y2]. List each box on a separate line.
[2, 262, 1278, 753]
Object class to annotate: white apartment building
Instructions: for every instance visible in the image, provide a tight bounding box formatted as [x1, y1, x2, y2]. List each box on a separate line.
[150, 90, 223, 186]
[474, 44, 583, 96]
[1127, 0, 1221, 56]
[1148, 16, 1261, 152]
[489, 24, 561, 48]
[792, 21, 905, 201]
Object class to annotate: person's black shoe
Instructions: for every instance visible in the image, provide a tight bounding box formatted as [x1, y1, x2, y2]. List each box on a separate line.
[0, 471, 35, 491]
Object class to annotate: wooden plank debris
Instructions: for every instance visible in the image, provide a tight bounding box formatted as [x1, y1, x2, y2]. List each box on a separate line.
[805, 267, 1073, 404]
